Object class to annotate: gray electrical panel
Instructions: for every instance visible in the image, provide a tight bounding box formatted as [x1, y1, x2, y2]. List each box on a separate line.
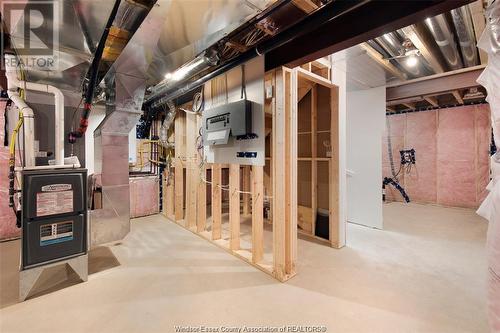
[21, 168, 87, 269]
[202, 99, 253, 145]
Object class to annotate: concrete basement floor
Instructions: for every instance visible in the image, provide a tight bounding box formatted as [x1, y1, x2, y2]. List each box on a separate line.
[0, 202, 489, 333]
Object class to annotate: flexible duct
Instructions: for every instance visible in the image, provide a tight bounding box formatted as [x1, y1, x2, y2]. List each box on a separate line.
[451, 5, 479, 67]
[425, 14, 463, 70]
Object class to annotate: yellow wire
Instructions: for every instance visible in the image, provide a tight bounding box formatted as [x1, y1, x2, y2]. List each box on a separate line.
[9, 113, 24, 157]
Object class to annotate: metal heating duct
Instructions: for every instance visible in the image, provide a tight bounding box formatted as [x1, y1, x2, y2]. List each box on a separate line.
[424, 14, 464, 70]
[451, 5, 479, 67]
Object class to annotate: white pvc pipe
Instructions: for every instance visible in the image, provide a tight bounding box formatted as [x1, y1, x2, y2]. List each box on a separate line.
[4, 54, 65, 166]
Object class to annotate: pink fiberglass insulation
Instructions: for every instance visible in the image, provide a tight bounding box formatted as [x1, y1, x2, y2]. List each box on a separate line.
[437, 106, 477, 208]
[382, 114, 406, 202]
[0, 101, 20, 240]
[383, 104, 491, 209]
[405, 111, 437, 204]
[130, 176, 159, 218]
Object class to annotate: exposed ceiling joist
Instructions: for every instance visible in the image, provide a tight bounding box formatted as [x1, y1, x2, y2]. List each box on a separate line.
[292, 0, 318, 13]
[424, 95, 439, 107]
[386, 65, 485, 101]
[401, 23, 447, 73]
[452, 90, 464, 104]
[386, 96, 423, 107]
[469, 0, 488, 64]
[386, 106, 396, 112]
[402, 102, 416, 109]
[359, 43, 407, 80]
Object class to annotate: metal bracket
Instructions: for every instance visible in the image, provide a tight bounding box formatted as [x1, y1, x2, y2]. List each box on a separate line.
[19, 254, 88, 301]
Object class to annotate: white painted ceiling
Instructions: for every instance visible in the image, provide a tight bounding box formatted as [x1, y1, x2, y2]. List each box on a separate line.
[334, 46, 394, 91]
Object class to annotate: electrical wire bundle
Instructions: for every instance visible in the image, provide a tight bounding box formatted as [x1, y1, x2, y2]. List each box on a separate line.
[384, 117, 411, 203]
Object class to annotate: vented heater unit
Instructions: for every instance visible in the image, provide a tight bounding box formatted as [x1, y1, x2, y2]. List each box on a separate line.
[21, 168, 87, 269]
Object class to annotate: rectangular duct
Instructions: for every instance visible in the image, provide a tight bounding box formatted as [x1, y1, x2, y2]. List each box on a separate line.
[90, 72, 145, 248]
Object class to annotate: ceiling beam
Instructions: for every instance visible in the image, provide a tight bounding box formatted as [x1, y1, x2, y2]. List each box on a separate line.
[402, 102, 416, 110]
[423, 95, 439, 107]
[292, 0, 319, 13]
[469, 0, 488, 64]
[266, 0, 475, 70]
[386, 106, 396, 113]
[387, 96, 423, 107]
[401, 23, 447, 73]
[386, 65, 485, 101]
[359, 43, 407, 81]
[452, 90, 464, 104]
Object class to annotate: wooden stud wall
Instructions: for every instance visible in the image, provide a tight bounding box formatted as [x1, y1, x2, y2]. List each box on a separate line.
[163, 59, 341, 282]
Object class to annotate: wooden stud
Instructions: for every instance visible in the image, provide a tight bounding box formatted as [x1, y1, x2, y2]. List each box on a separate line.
[185, 113, 198, 230]
[197, 165, 207, 232]
[452, 90, 464, 104]
[297, 67, 334, 88]
[311, 85, 318, 236]
[330, 86, 343, 248]
[273, 68, 285, 280]
[252, 166, 264, 263]
[242, 166, 251, 215]
[211, 164, 222, 240]
[272, 68, 297, 281]
[164, 169, 175, 219]
[292, 0, 318, 13]
[402, 102, 415, 110]
[174, 158, 184, 221]
[288, 69, 298, 274]
[424, 95, 439, 107]
[229, 164, 240, 250]
[174, 112, 185, 222]
[469, 0, 488, 64]
[196, 114, 207, 232]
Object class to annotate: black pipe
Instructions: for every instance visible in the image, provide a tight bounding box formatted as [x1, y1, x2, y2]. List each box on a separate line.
[145, 0, 367, 111]
[68, 0, 121, 143]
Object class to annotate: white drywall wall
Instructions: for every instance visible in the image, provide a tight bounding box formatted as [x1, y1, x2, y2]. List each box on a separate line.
[346, 86, 385, 229]
[331, 51, 348, 247]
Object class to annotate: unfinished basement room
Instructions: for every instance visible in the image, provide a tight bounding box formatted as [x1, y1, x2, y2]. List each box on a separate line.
[1, 0, 500, 332]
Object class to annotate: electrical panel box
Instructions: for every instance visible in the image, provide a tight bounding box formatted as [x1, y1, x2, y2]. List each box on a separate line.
[203, 56, 265, 166]
[21, 168, 87, 269]
[203, 99, 253, 146]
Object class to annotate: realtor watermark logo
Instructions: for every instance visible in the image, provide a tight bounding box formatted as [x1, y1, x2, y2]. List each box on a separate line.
[1, 0, 59, 70]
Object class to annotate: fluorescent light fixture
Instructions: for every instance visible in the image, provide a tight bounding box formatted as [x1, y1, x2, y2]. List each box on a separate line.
[170, 57, 207, 81]
[406, 55, 418, 67]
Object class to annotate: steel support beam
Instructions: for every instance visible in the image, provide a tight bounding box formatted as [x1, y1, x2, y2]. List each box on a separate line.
[386, 65, 485, 102]
[266, 0, 474, 70]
